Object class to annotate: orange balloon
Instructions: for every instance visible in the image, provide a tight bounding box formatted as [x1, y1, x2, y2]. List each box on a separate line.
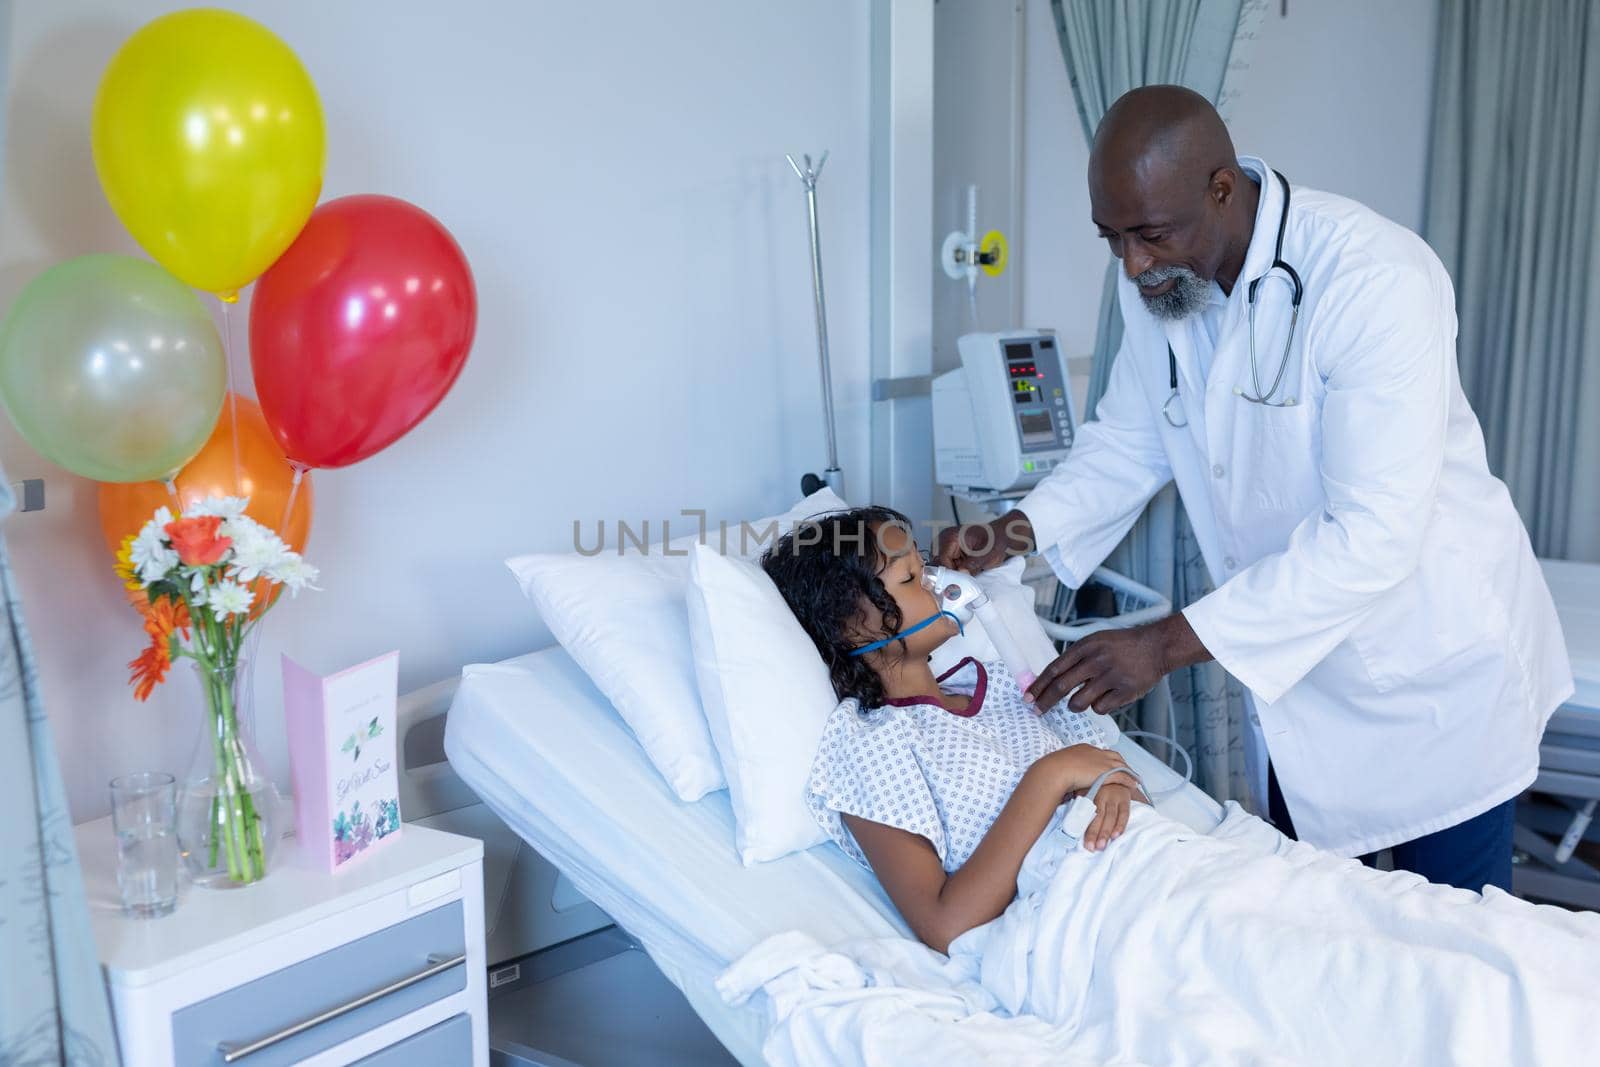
[98, 392, 314, 556]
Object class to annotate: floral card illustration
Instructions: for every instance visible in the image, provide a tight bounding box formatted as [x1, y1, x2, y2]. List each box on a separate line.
[283, 651, 402, 871]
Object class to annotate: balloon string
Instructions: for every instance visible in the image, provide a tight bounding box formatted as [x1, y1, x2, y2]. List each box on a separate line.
[164, 478, 181, 513]
[219, 298, 242, 494]
[279, 466, 304, 538]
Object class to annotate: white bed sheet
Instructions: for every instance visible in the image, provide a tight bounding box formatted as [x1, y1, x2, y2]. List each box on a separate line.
[443, 646, 1223, 1065]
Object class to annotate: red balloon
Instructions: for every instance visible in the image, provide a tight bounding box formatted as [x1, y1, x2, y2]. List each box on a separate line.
[250, 195, 476, 469]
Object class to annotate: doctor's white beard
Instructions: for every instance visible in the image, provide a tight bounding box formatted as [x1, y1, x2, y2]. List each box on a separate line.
[1134, 265, 1211, 321]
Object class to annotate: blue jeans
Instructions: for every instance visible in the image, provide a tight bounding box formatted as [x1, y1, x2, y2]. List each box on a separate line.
[1265, 762, 1515, 893]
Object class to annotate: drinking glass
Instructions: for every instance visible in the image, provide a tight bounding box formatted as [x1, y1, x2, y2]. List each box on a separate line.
[109, 771, 179, 917]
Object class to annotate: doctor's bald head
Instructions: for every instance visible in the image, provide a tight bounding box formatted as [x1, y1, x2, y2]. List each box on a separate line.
[1089, 85, 1259, 321]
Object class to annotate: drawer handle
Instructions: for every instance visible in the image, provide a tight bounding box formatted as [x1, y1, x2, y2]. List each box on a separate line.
[217, 952, 466, 1063]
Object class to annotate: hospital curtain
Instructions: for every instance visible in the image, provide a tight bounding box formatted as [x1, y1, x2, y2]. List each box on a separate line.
[0, 469, 121, 1062]
[1048, 0, 1255, 807]
[1423, 0, 1600, 563]
[1050, 0, 1246, 410]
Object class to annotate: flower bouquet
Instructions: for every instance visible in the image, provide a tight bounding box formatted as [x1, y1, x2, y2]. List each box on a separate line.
[118, 496, 318, 887]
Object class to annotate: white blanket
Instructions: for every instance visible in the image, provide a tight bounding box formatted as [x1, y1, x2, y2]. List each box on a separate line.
[719, 803, 1600, 1067]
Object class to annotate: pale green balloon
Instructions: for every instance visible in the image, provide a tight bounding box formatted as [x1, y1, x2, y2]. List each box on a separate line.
[0, 254, 225, 482]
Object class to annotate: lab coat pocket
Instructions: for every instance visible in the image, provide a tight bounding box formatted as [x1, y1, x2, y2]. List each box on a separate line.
[1348, 554, 1493, 694]
[1242, 399, 1320, 513]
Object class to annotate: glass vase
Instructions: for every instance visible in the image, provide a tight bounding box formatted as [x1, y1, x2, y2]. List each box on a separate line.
[176, 658, 282, 888]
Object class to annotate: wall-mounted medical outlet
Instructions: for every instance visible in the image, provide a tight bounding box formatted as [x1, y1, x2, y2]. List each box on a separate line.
[10, 479, 44, 513]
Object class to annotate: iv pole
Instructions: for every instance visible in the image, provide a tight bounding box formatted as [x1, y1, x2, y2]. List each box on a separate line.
[787, 151, 846, 500]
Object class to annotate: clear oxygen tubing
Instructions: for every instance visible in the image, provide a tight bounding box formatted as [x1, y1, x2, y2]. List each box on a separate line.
[923, 565, 1194, 798]
[922, 565, 1037, 691]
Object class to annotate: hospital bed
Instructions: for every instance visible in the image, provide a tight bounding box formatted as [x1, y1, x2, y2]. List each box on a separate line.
[405, 555, 1598, 1063]
[434, 647, 1221, 1065]
[1513, 559, 1600, 909]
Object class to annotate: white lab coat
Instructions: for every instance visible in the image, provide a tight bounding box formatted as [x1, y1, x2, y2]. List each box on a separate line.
[1019, 157, 1573, 856]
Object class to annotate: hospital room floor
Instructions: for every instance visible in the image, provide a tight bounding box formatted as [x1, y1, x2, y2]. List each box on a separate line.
[488, 929, 739, 1067]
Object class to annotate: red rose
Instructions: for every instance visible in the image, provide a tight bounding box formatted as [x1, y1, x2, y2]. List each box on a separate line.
[164, 515, 232, 567]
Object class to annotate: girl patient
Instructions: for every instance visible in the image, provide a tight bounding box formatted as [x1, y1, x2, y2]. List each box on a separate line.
[757, 507, 1600, 1062]
[763, 505, 1144, 953]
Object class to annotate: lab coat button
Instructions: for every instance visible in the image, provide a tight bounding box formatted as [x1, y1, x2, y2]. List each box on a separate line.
[1224, 556, 1238, 570]
[1212, 463, 1226, 478]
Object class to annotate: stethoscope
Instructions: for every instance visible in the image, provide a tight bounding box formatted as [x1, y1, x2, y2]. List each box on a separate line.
[1163, 169, 1303, 429]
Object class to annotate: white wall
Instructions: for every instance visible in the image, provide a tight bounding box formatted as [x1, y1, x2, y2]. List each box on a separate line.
[0, 0, 872, 820]
[932, 0, 1023, 374]
[1022, 0, 1439, 373]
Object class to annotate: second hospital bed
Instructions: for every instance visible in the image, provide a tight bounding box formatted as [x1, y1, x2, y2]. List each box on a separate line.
[1514, 559, 1600, 908]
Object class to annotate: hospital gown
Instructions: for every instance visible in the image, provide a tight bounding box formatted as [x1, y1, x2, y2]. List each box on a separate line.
[807, 658, 1111, 872]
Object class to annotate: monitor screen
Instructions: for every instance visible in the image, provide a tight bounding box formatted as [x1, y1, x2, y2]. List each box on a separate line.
[1018, 410, 1054, 445]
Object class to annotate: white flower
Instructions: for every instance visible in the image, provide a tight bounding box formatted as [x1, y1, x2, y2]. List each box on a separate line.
[220, 512, 269, 540]
[223, 515, 291, 583]
[206, 579, 254, 620]
[186, 496, 248, 521]
[270, 556, 321, 595]
[130, 506, 178, 584]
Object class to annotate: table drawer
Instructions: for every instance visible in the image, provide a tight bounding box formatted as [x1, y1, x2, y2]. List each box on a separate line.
[172, 900, 466, 1066]
[352, 1013, 472, 1066]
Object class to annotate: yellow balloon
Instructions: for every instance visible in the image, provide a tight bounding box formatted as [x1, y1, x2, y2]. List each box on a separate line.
[92, 9, 325, 301]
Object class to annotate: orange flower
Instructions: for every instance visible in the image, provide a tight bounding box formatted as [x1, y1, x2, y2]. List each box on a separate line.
[128, 597, 190, 701]
[128, 644, 170, 702]
[164, 514, 231, 567]
[143, 596, 191, 643]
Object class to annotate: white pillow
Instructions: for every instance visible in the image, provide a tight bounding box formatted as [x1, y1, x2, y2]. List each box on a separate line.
[687, 545, 1057, 864]
[687, 544, 835, 862]
[505, 488, 848, 801]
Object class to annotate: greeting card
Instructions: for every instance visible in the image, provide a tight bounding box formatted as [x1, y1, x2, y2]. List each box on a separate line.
[283, 651, 402, 871]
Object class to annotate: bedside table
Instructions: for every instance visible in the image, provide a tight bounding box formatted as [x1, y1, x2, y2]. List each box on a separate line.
[74, 818, 488, 1066]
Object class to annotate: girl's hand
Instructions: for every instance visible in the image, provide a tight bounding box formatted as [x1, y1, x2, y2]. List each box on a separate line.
[1047, 743, 1131, 795]
[1082, 782, 1135, 852]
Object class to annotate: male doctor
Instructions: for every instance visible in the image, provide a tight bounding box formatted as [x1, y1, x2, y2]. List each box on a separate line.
[936, 85, 1571, 892]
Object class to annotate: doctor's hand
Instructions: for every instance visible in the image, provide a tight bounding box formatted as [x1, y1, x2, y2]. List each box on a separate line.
[934, 509, 1035, 574]
[1027, 613, 1213, 713]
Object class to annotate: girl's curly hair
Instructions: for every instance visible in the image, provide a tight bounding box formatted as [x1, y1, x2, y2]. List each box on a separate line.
[761, 506, 916, 708]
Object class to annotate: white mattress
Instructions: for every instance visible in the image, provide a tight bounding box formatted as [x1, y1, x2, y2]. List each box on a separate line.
[443, 646, 1223, 1065]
